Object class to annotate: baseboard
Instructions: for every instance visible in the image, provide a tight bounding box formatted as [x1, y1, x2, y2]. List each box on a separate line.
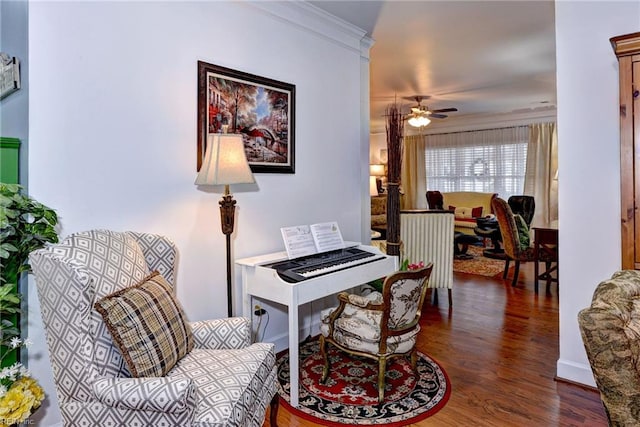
[263, 318, 323, 352]
[556, 358, 596, 388]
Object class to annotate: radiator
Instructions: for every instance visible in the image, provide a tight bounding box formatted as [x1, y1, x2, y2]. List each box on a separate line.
[400, 211, 454, 290]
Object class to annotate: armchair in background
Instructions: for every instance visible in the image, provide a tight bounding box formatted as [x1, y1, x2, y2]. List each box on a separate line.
[492, 197, 536, 287]
[30, 229, 278, 427]
[507, 195, 535, 227]
[426, 191, 444, 210]
[474, 195, 535, 257]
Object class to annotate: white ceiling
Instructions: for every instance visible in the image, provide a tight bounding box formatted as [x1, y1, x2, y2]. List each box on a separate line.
[309, 0, 557, 133]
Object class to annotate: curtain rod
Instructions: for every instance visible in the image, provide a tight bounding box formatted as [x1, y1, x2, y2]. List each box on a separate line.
[420, 124, 530, 137]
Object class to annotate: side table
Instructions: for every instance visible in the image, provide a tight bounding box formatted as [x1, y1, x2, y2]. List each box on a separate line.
[533, 227, 558, 293]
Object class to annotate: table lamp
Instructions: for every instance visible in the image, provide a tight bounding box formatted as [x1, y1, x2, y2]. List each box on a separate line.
[370, 164, 385, 194]
[195, 133, 255, 317]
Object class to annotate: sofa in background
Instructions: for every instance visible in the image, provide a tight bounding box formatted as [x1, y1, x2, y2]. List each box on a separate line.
[438, 191, 498, 234]
[371, 194, 406, 237]
[371, 195, 387, 230]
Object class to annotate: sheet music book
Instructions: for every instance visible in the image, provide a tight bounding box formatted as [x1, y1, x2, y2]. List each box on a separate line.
[280, 221, 345, 259]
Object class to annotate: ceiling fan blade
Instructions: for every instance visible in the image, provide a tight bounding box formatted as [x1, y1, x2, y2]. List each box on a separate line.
[430, 107, 458, 113]
[429, 113, 448, 119]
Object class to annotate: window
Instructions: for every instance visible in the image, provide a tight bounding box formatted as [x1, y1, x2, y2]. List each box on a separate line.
[425, 126, 528, 200]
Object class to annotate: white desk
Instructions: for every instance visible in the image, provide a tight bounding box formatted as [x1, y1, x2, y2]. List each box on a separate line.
[236, 243, 397, 407]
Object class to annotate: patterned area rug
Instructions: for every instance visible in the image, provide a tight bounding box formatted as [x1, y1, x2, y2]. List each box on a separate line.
[276, 340, 450, 426]
[453, 245, 508, 277]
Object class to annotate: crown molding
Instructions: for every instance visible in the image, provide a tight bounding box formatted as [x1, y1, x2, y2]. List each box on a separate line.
[245, 1, 369, 54]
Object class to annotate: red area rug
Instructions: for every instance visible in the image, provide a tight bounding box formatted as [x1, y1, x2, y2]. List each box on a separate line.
[276, 340, 450, 426]
[453, 245, 509, 277]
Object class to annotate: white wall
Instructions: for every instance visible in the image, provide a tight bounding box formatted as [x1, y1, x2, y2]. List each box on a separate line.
[0, 0, 29, 185]
[555, 1, 640, 386]
[26, 2, 369, 425]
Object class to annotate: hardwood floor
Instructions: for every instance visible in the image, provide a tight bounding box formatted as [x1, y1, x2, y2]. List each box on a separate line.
[264, 262, 608, 426]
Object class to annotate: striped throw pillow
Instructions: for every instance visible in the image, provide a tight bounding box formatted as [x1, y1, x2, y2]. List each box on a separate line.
[95, 271, 194, 377]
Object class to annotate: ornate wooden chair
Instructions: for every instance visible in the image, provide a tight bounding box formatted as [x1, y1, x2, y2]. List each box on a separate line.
[318, 264, 433, 403]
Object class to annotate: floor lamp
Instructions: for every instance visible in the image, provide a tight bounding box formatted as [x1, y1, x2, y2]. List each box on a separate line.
[195, 133, 255, 317]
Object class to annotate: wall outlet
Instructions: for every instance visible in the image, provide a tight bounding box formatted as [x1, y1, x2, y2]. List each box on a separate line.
[254, 305, 267, 316]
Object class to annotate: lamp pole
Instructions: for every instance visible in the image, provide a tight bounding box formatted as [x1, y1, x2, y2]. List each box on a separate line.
[220, 184, 236, 317]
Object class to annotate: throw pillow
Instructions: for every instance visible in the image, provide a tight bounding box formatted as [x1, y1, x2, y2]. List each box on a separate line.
[94, 271, 194, 377]
[471, 206, 483, 218]
[513, 214, 531, 250]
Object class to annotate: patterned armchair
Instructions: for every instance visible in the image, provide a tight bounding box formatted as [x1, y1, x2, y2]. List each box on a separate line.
[318, 264, 433, 402]
[29, 229, 278, 427]
[578, 270, 640, 426]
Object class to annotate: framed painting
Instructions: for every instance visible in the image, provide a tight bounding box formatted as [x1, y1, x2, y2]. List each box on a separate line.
[197, 61, 295, 174]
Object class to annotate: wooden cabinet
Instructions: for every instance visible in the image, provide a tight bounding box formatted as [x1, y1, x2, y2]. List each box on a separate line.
[612, 32, 640, 270]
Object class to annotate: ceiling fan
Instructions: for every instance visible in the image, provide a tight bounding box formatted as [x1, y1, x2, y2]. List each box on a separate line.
[403, 96, 458, 127]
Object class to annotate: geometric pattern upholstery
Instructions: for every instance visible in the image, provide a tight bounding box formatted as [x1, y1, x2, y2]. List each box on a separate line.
[190, 318, 251, 350]
[578, 270, 640, 426]
[168, 344, 276, 427]
[29, 230, 277, 427]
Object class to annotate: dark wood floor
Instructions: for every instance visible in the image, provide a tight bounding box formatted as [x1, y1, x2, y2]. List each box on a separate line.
[264, 261, 608, 426]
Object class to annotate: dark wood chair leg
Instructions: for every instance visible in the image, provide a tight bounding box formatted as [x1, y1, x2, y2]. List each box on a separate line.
[269, 393, 279, 427]
[448, 288, 452, 309]
[512, 260, 520, 287]
[503, 259, 511, 279]
[433, 288, 439, 306]
[534, 258, 539, 293]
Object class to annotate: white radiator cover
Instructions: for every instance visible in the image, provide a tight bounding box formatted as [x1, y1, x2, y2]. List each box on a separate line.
[400, 211, 454, 290]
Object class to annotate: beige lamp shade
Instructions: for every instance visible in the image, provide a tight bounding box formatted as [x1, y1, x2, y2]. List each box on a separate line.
[195, 134, 255, 186]
[369, 164, 385, 177]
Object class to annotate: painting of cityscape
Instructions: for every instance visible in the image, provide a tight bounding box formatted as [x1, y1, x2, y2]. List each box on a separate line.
[198, 61, 295, 173]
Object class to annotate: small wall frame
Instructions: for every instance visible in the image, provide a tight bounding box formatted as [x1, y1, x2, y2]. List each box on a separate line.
[0, 53, 20, 100]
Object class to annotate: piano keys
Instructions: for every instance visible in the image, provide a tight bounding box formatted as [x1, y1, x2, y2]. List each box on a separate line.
[264, 246, 386, 282]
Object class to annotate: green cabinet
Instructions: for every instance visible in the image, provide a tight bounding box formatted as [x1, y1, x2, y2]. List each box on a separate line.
[0, 137, 21, 184]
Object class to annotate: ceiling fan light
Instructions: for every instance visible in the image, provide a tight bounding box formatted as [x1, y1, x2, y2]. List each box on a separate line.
[408, 114, 431, 128]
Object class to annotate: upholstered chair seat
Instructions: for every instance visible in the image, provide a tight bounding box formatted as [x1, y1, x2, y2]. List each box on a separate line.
[29, 229, 278, 427]
[319, 265, 433, 403]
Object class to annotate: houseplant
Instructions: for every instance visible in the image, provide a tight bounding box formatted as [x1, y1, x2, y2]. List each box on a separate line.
[0, 183, 58, 365]
[0, 184, 57, 425]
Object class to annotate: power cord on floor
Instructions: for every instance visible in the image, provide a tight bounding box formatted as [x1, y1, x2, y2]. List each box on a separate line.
[257, 311, 269, 342]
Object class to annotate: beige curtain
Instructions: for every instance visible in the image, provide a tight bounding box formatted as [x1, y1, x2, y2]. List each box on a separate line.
[401, 134, 427, 209]
[524, 122, 558, 228]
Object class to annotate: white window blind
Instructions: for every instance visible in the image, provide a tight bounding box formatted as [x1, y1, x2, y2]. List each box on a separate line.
[425, 126, 528, 200]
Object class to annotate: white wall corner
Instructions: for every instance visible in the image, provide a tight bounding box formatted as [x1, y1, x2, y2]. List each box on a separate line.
[556, 358, 596, 388]
[360, 35, 375, 60]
